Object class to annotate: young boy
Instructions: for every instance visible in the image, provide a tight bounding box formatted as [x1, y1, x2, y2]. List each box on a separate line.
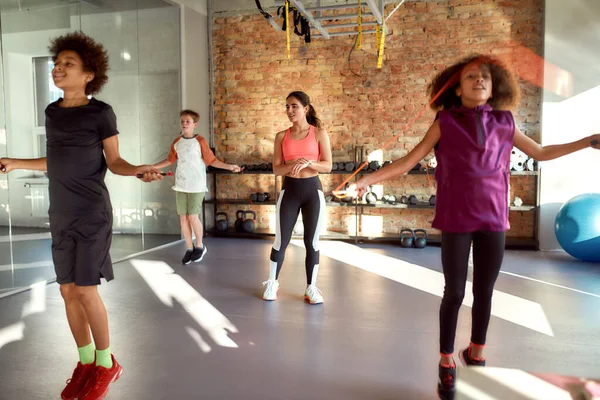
[153, 110, 241, 264]
[0, 32, 162, 400]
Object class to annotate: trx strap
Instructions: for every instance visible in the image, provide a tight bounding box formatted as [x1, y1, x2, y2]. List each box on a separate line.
[356, 0, 362, 49]
[277, 2, 311, 44]
[255, 0, 280, 30]
[286, 0, 291, 59]
[255, 0, 270, 19]
[376, 24, 385, 68]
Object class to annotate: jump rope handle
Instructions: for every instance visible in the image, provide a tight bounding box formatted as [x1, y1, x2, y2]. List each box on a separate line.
[136, 172, 172, 178]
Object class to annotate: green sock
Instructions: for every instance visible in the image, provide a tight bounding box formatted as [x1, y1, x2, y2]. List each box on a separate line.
[95, 348, 113, 369]
[78, 343, 95, 365]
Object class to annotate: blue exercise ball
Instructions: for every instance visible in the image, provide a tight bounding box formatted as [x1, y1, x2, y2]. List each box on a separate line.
[554, 193, 600, 262]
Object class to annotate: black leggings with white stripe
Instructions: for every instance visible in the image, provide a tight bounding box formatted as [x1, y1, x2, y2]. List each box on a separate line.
[270, 176, 326, 285]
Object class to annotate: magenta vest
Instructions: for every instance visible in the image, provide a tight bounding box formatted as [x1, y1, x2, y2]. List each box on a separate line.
[431, 104, 515, 233]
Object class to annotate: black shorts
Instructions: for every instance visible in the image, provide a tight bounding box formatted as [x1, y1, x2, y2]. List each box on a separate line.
[49, 212, 114, 286]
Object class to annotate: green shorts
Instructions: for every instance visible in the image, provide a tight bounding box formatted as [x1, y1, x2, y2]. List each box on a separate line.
[176, 191, 205, 215]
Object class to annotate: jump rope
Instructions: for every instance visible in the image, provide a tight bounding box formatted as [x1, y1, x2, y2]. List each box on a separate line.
[330, 68, 460, 199]
[2, 58, 598, 180]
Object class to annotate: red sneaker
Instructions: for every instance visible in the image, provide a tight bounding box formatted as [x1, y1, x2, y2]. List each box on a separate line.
[78, 355, 123, 400]
[61, 362, 95, 400]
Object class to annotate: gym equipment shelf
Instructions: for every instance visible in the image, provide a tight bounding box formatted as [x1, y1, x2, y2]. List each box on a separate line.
[211, 169, 539, 176]
[203, 146, 540, 249]
[206, 227, 354, 240]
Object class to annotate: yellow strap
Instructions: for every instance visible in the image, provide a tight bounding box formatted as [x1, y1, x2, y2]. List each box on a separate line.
[286, 0, 291, 59]
[377, 24, 385, 68]
[356, 0, 362, 49]
[376, 24, 380, 52]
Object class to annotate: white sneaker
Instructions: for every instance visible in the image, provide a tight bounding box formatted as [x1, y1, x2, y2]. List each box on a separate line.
[262, 280, 279, 301]
[304, 285, 324, 304]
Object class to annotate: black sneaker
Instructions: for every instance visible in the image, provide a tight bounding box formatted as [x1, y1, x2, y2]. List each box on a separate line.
[191, 246, 207, 263]
[182, 249, 194, 265]
[459, 347, 486, 366]
[437, 363, 456, 400]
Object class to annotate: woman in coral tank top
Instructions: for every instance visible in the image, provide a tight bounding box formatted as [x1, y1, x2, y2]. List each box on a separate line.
[262, 91, 333, 305]
[351, 55, 600, 400]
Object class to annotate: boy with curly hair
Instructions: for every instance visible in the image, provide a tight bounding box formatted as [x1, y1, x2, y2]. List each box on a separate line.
[0, 32, 162, 399]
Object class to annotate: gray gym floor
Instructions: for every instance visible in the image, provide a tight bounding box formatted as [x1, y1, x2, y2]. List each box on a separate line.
[0, 237, 598, 399]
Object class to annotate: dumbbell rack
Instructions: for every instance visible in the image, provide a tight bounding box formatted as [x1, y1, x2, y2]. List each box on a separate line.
[203, 146, 540, 249]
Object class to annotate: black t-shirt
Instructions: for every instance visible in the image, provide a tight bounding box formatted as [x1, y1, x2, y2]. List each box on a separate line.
[46, 98, 118, 215]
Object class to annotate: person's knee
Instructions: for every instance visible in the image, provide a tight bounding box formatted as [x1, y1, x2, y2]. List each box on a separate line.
[59, 283, 78, 302]
[472, 284, 494, 300]
[75, 285, 99, 305]
[188, 214, 200, 223]
[442, 286, 465, 305]
[179, 215, 188, 223]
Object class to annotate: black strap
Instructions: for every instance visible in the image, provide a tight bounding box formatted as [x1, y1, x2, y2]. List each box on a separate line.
[255, 0, 271, 19]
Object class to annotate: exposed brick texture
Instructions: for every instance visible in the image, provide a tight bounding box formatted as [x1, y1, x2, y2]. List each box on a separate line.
[212, 0, 543, 239]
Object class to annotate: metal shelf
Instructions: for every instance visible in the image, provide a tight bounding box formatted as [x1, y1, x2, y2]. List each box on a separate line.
[207, 169, 539, 176]
[206, 228, 353, 240]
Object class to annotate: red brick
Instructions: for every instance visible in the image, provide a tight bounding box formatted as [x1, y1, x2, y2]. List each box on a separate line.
[212, 0, 543, 238]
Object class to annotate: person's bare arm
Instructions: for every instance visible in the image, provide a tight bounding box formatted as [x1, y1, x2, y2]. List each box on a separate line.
[513, 125, 599, 161]
[210, 159, 242, 172]
[103, 136, 163, 182]
[153, 159, 173, 169]
[0, 158, 47, 173]
[273, 131, 296, 176]
[304, 127, 333, 173]
[353, 120, 441, 196]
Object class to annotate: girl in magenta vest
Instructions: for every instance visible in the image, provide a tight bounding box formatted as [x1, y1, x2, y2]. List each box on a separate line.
[352, 54, 599, 399]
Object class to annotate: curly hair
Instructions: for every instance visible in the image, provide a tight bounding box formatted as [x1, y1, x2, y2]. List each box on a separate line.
[49, 31, 109, 95]
[428, 54, 520, 111]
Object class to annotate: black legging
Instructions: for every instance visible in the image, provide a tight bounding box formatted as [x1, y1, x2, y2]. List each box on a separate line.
[270, 176, 326, 285]
[439, 230, 505, 355]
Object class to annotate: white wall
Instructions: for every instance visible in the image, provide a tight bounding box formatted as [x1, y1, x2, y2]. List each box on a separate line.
[539, 0, 600, 250]
[181, 4, 210, 142]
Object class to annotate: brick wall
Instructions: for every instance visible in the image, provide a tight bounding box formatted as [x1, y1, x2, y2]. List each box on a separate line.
[212, 0, 543, 239]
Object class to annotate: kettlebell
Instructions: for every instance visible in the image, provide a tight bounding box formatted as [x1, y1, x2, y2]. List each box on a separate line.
[429, 195, 436, 206]
[242, 211, 256, 233]
[413, 229, 428, 249]
[250, 193, 258, 202]
[235, 210, 245, 232]
[257, 193, 266, 202]
[387, 194, 396, 205]
[332, 162, 339, 171]
[400, 228, 415, 248]
[263, 192, 270, 202]
[408, 195, 418, 205]
[215, 212, 229, 232]
[368, 160, 380, 171]
[400, 196, 409, 205]
[365, 186, 377, 204]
